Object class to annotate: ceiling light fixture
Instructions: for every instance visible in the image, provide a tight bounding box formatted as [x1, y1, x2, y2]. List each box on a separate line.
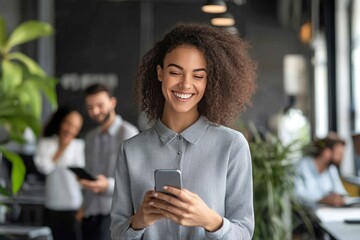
[211, 13, 235, 26]
[201, 0, 227, 14]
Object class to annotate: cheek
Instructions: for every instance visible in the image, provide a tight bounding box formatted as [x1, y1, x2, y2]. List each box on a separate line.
[335, 153, 343, 162]
[65, 127, 79, 138]
[161, 84, 167, 99]
[87, 109, 95, 117]
[161, 80, 169, 96]
[59, 124, 67, 133]
[70, 128, 80, 137]
[197, 82, 207, 96]
[104, 102, 114, 112]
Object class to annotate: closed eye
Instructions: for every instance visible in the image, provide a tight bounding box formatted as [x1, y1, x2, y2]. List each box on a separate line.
[170, 71, 181, 76]
[194, 75, 204, 79]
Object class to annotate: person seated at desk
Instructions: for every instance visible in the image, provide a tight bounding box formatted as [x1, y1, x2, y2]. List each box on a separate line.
[295, 135, 347, 207]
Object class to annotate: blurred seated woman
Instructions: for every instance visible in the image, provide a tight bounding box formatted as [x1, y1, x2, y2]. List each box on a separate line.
[34, 106, 85, 240]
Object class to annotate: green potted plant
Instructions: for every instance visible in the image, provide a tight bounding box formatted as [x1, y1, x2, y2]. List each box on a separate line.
[238, 122, 313, 240]
[0, 16, 57, 197]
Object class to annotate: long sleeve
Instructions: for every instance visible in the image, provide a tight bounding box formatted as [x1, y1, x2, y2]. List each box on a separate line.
[34, 138, 57, 175]
[111, 143, 145, 240]
[205, 134, 254, 240]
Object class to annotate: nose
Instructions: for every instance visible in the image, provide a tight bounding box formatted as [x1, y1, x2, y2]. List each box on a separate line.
[179, 74, 192, 89]
[89, 106, 100, 116]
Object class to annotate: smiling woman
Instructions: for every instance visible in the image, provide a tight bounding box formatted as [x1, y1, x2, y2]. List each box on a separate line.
[110, 23, 257, 240]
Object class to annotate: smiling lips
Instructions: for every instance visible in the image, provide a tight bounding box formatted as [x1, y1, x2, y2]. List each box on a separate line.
[173, 91, 193, 101]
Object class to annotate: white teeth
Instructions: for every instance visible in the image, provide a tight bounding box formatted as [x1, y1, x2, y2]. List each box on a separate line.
[174, 92, 192, 99]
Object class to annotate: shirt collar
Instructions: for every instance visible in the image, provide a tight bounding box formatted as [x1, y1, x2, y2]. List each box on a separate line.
[155, 116, 210, 145]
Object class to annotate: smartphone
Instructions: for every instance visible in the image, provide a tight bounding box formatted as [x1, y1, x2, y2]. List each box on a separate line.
[154, 169, 182, 196]
[68, 167, 97, 181]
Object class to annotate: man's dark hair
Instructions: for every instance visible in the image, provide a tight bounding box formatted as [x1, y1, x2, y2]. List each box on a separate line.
[84, 83, 113, 97]
[306, 134, 346, 157]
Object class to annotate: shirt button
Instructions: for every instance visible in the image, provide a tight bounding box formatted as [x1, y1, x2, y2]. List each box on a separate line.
[177, 151, 181, 155]
[178, 135, 182, 140]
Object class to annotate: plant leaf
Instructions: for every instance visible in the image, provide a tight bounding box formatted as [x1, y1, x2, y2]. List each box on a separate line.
[29, 75, 58, 109]
[0, 146, 25, 195]
[0, 16, 7, 52]
[17, 80, 42, 119]
[0, 93, 41, 138]
[8, 52, 46, 77]
[4, 20, 53, 53]
[1, 59, 23, 92]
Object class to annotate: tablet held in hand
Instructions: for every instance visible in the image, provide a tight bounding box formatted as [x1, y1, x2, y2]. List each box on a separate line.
[68, 167, 97, 181]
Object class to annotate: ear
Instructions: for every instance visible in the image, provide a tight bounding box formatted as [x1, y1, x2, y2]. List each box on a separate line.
[157, 65, 163, 82]
[111, 97, 117, 109]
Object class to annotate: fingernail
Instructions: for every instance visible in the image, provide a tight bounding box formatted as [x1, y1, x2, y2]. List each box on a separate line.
[163, 186, 168, 190]
[149, 202, 154, 206]
[153, 193, 158, 197]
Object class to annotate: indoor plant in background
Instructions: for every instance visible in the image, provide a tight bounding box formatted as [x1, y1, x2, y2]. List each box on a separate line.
[0, 16, 57, 198]
[239, 122, 313, 240]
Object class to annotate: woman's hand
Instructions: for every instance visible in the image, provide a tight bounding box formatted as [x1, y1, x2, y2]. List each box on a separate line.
[150, 187, 223, 232]
[131, 190, 165, 230]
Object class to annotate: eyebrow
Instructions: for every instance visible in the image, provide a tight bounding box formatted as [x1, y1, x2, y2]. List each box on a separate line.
[167, 63, 207, 73]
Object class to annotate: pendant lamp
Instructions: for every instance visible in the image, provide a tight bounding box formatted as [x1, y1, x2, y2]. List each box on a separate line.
[201, 0, 227, 14]
[211, 12, 235, 26]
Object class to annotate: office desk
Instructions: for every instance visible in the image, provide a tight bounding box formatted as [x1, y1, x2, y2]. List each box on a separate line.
[0, 183, 45, 225]
[0, 225, 52, 240]
[320, 221, 360, 240]
[315, 207, 360, 240]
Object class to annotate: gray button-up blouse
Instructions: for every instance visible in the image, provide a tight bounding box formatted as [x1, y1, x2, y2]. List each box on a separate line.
[111, 116, 254, 240]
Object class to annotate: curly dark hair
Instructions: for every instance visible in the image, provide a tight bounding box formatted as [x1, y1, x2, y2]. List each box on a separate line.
[43, 106, 83, 137]
[135, 23, 257, 126]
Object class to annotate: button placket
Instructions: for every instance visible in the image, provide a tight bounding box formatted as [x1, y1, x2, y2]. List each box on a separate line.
[177, 135, 183, 160]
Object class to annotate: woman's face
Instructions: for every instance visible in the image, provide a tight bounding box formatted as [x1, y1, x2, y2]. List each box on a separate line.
[157, 45, 207, 119]
[59, 111, 83, 144]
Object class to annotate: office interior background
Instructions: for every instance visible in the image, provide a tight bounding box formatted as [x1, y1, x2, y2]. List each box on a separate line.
[4, 0, 357, 174]
[1, 0, 360, 238]
[0, 0, 359, 201]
